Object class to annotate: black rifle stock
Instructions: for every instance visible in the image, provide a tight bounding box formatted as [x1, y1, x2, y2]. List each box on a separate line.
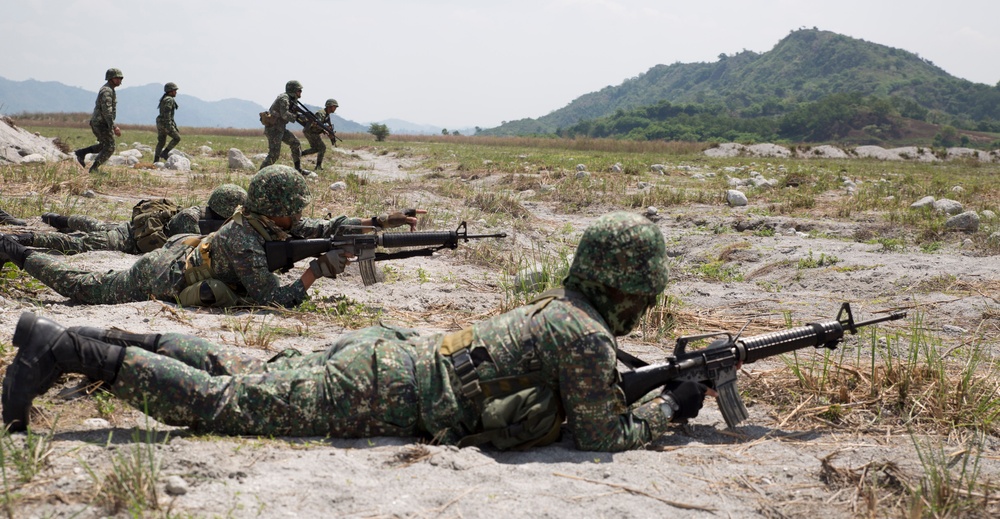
[618, 303, 906, 428]
[291, 99, 342, 147]
[264, 221, 507, 286]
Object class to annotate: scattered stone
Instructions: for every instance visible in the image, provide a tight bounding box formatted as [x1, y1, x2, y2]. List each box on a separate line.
[198, 145, 213, 154]
[575, 171, 590, 180]
[513, 266, 549, 293]
[165, 475, 189, 496]
[329, 181, 347, 191]
[166, 154, 192, 172]
[726, 189, 748, 207]
[909, 196, 935, 209]
[120, 149, 143, 159]
[942, 325, 967, 334]
[932, 198, 963, 215]
[944, 211, 979, 232]
[650, 164, 665, 173]
[610, 163, 622, 173]
[227, 148, 255, 171]
[575, 164, 587, 171]
[20, 153, 46, 164]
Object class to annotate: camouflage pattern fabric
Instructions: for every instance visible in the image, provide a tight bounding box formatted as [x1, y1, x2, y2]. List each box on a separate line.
[22, 235, 191, 304]
[245, 166, 310, 217]
[155, 94, 180, 158]
[260, 93, 301, 169]
[107, 294, 670, 450]
[29, 206, 204, 256]
[301, 109, 329, 164]
[206, 184, 248, 219]
[88, 82, 118, 170]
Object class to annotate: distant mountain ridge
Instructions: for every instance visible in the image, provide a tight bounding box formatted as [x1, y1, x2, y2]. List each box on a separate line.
[484, 29, 1000, 136]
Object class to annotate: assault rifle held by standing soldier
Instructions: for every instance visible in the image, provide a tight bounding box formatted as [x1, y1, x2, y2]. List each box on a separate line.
[618, 303, 906, 428]
[290, 99, 342, 147]
[264, 221, 507, 286]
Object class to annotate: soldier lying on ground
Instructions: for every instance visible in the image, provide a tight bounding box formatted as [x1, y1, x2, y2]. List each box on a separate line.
[0, 165, 421, 308]
[2, 212, 712, 452]
[6, 184, 247, 255]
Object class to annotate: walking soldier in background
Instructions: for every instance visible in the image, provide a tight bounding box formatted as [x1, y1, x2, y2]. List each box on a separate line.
[74, 68, 123, 174]
[154, 82, 181, 163]
[259, 80, 307, 175]
[301, 98, 339, 171]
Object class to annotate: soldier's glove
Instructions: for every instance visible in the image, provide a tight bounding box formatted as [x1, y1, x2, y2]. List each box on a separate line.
[309, 250, 348, 279]
[371, 212, 411, 230]
[661, 380, 709, 422]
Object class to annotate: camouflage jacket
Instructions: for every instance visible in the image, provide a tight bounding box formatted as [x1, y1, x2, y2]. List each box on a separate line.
[90, 82, 117, 128]
[303, 110, 331, 135]
[163, 206, 207, 237]
[157, 95, 178, 127]
[397, 294, 670, 451]
[267, 93, 298, 128]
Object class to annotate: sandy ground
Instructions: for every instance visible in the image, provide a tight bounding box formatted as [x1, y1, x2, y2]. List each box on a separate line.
[2, 147, 999, 518]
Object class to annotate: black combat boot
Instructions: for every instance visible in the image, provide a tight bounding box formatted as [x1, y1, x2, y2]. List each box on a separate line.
[66, 326, 161, 352]
[11, 232, 34, 246]
[0, 209, 26, 226]
[315, 157, 324, 171]
[74, 149, 87, 167]
[41, 212, 70, 229]
[3, 312, 126, 432]
[0, 234, 32, 269]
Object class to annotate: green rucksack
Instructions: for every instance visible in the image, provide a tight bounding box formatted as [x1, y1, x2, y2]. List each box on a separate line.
[131, 198, 180, 252]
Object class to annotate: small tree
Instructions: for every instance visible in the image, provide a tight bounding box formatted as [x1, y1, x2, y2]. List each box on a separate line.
[369, 123, 390, 142]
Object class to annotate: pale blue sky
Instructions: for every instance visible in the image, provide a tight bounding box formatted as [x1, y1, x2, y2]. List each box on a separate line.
[4, 0, 998, 128]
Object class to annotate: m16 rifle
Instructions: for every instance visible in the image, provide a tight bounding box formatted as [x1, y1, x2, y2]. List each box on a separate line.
[290, 99, 342, 147]
[264, 221, 507, 286]
[618, 303, 906, 428]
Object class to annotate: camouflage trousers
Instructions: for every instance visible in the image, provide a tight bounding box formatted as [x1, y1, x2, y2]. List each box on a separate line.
[88, 121, 116, 170]
[301, 132, 326, 164]
[32, 222, 139, 255]
[111, 325, 430, 437]
[23, 238, 189, 304]
[155, 122, 181, 158]
[65, 215, 119, 233]
[260, 126, 301, 169]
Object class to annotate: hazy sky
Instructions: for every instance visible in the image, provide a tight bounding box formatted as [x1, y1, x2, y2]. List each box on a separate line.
[4, 0, 999, 129]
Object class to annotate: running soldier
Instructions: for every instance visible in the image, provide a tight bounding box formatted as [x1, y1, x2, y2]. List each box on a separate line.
[301, 98, 338, 171]
[260, 81, 306, 174]
[74, 68, 123, 174]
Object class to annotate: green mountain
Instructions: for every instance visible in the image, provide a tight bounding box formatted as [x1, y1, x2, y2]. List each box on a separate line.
[483, 28, 1000, 137]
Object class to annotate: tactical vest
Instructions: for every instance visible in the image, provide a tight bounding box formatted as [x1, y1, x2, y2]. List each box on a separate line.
[443, 289, 586, 450]
[130, 198, 180, 252]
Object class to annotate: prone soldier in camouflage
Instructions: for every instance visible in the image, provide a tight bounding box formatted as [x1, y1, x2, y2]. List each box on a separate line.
[74, 68, 123, 174]
[260, 81, 305, 173]
[154, 82, 181, 163]
[0, 166, 417, 307]
[2, 212, 712, 452]
[7, 184, 247, 255]
[301, 98, 338, 170]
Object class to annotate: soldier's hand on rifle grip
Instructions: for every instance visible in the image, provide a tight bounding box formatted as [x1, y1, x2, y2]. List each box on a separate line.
[662, 381, 710, 422]
[374, 209, 426, 231]
[309, 250, 348, 279]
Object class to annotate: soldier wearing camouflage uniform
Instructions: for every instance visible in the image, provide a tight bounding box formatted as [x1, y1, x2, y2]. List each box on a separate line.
[0, 166, 416, 307]
[74, 68, 123, 174]
[154, 82, 181, 163]
[260, 81, 305, 174]
[301, 99, 338, 171]
[2, 212, 711, 452]
[8, 184, 247, 255]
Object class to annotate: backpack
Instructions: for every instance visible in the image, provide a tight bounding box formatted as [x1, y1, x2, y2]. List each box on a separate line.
[131, 198, 180, 252]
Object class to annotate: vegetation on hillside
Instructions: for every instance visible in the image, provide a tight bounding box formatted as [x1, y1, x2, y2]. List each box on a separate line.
[481, 28, 1000, 145]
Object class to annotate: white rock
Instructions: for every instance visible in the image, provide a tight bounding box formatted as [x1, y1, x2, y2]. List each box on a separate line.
[726, 189, 748, 207]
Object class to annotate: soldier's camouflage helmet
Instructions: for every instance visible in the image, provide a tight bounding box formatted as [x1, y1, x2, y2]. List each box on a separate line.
[164, 82, 179, 93]
[207, 183, 248, 219]
[285, 80, 303, 94]
[105, 68, 124, 80]
[569, 212, 667, 296]
[325, 99, 339, 108]
[245, 165, 311, 217]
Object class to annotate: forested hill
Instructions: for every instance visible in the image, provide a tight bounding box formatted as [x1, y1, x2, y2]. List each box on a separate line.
[483, 28, 1000, 137]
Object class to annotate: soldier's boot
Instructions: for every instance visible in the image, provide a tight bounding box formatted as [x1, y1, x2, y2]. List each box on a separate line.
[65, 326, 161, 352]
[41, 212, 70, 230]
[74, 145, 98, 167]
[294, 159, 313, 176]
[3, 312, 125, 432]
[11, 232, 34, 246]
[0, 234, 33, 269]
[161, 145, 175, 160]
[315, 154, 324, 171]
[0, 209, 27, 226]
[153, 145, 163, 163]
